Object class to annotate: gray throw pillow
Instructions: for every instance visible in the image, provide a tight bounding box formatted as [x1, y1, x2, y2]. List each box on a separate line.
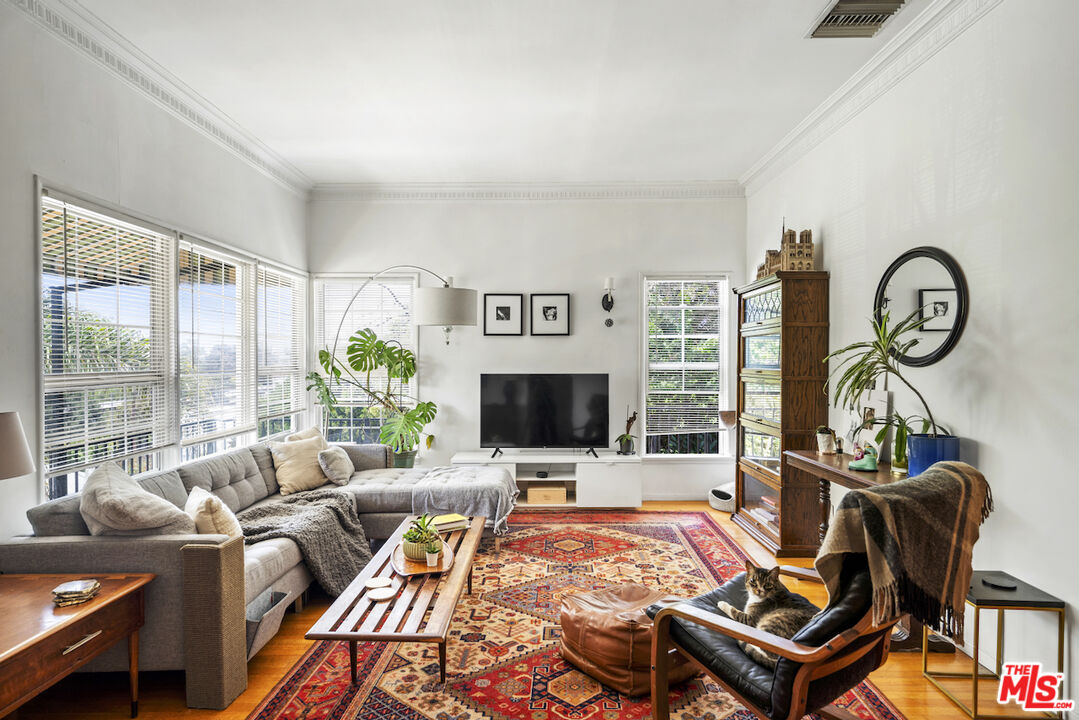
[319, 445, 355, 485]
[80, 462, 196, 536]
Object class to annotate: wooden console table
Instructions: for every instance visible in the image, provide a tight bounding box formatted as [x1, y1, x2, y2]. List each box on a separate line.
[784, 449, 900, 543]
[0, 573, 154, 718]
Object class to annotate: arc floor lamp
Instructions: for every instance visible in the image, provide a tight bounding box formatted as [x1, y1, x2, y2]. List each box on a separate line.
[328, 264, 477, 363]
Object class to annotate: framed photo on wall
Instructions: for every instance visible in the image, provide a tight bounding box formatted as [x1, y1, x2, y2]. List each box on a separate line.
[918, 288, 957, 332]
[531, 293, 570, 336]
[483, 293, 524, 336]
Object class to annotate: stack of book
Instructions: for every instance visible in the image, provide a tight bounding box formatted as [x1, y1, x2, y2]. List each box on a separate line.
[432, 513, 469, 533]
[52, 579, 101, 607]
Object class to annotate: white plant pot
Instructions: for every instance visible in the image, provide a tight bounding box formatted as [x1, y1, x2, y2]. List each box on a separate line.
[816, 433, 837, 454]
[426, 551, 440, 567]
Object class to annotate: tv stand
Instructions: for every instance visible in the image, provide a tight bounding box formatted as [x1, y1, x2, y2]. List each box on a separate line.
[490, 447, 503, 458]
[451, 450, 641, 508]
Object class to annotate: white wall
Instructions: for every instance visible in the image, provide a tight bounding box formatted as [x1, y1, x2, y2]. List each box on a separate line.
[0, 5, 307, 536]
[746, 0, 1079, 686]
[308, 194, 745, 500]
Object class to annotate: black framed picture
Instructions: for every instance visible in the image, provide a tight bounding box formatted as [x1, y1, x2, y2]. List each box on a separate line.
[918, 288, 957, 332]
[483, 293, 524, 335]
[530, 293, 570, 336]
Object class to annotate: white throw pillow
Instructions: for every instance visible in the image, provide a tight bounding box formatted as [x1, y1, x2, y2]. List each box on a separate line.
[80, 462, 196, 536]
[319, 445, 355, 486]
[184, 486, 243, 538]
[271, 435, 329, 494]
[286, 426, 328, 449]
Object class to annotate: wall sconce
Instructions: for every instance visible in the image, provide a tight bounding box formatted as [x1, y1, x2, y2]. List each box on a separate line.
[601, 277, 614, 326]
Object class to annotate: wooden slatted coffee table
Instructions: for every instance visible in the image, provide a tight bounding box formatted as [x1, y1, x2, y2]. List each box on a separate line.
[306, 515, 485, 683]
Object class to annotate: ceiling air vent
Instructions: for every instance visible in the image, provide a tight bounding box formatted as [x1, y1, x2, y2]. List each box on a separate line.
[810, 1, 906, 38]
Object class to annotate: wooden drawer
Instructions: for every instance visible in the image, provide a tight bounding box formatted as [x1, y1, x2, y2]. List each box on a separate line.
[0, 591, 141, 715]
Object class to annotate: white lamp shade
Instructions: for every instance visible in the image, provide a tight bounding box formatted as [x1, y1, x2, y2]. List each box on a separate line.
[414, 286, 478, 326]
[0, 411, 35, 481]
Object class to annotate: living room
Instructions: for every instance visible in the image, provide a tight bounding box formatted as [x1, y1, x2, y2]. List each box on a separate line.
[1, 1, 1076, 719]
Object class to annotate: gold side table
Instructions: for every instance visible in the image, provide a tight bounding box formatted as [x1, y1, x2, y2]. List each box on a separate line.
[923, 570, 1066, 720]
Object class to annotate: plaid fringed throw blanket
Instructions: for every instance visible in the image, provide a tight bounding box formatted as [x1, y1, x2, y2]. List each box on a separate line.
[815, 461, 992, 640]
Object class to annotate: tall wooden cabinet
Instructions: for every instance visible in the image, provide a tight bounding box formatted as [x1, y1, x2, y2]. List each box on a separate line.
[732, 272, 829, 558]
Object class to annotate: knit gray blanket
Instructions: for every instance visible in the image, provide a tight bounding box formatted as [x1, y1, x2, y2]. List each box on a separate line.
[237, 490, 372, 597]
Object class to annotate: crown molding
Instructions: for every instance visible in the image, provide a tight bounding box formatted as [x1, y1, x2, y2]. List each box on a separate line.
[8, 0, 313, 196]
[310, 181, 745, 202]
[740, 0, 1004, 196]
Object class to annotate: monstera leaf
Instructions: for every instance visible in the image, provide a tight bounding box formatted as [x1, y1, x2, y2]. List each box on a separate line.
[378, 401, 438, 452]
[346, 328, 383, 373]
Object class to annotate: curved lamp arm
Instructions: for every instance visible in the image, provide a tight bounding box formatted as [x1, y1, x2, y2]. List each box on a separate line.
[328, 264, 452, 367]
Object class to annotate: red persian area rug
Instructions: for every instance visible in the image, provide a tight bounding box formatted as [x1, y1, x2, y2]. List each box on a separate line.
[248, 510, 904, 720]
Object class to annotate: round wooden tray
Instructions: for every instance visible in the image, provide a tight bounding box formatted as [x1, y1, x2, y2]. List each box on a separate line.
[390, 542, 456, 576]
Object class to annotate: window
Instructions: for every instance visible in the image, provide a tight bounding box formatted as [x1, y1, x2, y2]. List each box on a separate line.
[257, 265, 307, 438]
[40, 196, 174, 498]
[643, 275, 729, 455]
[313, 275, 416, 443]
[39, 192, 309, 498]
[178, 242, 256, 460]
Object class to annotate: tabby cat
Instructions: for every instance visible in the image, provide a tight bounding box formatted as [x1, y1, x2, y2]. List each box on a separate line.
[716, 561, 821, 669]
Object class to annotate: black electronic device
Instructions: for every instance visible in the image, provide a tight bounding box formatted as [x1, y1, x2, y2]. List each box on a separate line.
[480, 373, 609, 450]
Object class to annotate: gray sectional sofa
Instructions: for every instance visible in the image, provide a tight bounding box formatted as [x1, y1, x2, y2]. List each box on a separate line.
[0, 441, 514, 709]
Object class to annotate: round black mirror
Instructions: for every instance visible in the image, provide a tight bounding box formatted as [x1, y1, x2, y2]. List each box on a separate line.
[874, 246, 968, 367]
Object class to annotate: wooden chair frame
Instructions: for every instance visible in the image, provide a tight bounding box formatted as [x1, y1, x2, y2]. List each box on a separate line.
[650, 566, 900, 720]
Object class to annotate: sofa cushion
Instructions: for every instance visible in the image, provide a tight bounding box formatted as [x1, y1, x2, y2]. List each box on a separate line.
[80, 462, 197, 536]
[244, 537, 304, 604]
[271, 436, 329, 495]
[319, 446, 355, 485]
[27, 469, 189, 537]
[286, 427, 327, 448]
[339, 468, 428, 513]
[176, 448, 268, 513]
[248, 443, 279, 496]
[185, 486, 243, 537]
[26, 495, 89, 536]
[340, 443, 392, 472]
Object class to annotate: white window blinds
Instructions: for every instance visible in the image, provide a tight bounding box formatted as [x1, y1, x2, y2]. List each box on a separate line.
[643, 276, 728, 455]
[257, 264, 307, 437]
[178, 241, 256, 447]
[313, 276, 415, 442]
[40, 197, 174, 489]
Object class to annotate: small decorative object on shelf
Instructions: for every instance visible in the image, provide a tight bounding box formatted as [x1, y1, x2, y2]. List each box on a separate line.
[815, 426, 837, 454]
[51, 578, 100, 607]
[847, 444, 878, 472]
[755, 223, 817, 279]
[616, 410, 638, 455]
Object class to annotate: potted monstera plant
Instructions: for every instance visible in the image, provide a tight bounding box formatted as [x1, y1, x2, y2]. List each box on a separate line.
[306, 328, 437, 468]
[825, 308, 959, 477]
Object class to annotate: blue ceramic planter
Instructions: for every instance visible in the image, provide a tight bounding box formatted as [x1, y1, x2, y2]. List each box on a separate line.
[906, 434, 960, 477]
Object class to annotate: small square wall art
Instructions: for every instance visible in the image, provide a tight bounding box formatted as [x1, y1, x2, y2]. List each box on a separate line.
[483, 293, 524, 335]
[530, 293, 570, 336]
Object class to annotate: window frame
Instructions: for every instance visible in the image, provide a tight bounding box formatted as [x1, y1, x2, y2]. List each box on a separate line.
[311, 272, 419, 444]
[639, 272, 732, 459]
[35, 183, 309, 499]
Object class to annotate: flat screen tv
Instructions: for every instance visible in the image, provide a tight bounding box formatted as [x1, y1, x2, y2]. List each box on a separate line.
[480, 373, 609, 449]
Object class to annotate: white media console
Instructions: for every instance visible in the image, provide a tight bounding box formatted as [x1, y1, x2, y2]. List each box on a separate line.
[450, 450, 642, 508]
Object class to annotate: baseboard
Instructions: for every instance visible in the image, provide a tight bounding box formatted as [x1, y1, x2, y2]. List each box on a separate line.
[642, 493, 710, 502]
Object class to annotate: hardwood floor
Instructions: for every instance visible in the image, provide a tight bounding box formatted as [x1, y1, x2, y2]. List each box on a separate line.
[8, 501, 972, 720]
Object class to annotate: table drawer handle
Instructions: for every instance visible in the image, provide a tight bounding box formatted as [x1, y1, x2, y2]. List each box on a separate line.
[62, 630, 102, 655]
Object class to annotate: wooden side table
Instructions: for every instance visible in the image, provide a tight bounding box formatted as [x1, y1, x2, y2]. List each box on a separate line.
[0, 573, 154, 718]
[923, 570, 1066, 720]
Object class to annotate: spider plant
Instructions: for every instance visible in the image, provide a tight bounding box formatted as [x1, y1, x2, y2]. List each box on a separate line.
[824, 308, 942, 436]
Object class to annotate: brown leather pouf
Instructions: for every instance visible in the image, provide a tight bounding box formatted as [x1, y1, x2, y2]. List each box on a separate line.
[559, 583, 699, 696]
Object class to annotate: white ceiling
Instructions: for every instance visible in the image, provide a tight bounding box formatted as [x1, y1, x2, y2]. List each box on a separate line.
[76, 0, 930, 185]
